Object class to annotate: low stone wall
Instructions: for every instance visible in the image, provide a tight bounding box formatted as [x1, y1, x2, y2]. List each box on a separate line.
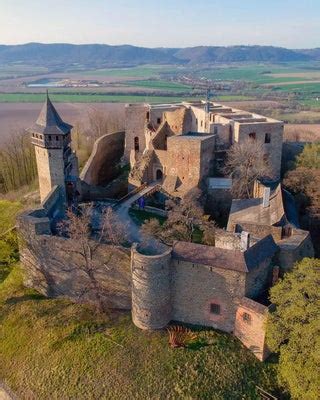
[80, 131, 125, 186]
[17, 215, 131, 310]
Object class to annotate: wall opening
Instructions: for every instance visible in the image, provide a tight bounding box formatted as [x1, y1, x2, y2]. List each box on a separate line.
[249, 132, 256, 140]
[134, 136, 140, 151]
[210, 303, 221, 315]
[265, 133, 271, 143]
[156, 169, 163, 181]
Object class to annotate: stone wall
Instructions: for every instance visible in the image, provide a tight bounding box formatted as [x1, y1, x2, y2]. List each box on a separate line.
[171, 260, 246, 332]
[234, 121, 283, 180]
[80, 131, 125, 186]
[124, 104, 148, 161]
[131, 244, 172, 329]
[245, 259, 272, 299]
[34, 146, 66, 202]
[17, 215, 131, 309]
[166, 135, 215, 190]
[234, 298, 270, 361]
[276, 229, 315, 272]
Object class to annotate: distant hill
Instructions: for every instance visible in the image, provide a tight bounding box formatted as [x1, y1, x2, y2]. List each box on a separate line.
[0, 43, 318, 69]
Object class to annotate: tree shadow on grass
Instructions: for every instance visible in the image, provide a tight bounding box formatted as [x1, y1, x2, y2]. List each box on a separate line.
[0, 264, 12, 284]
[186, 338, 209, 351]
[5, 292, 46, 304]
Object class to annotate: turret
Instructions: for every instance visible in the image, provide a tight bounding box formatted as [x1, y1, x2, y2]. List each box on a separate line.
[131, 243, 172, 330]
[27, 92, 78, 203]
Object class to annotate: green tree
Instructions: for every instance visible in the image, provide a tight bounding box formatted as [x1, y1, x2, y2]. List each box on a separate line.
[267, 258, 320, 400]
[296, 143, 320, 169]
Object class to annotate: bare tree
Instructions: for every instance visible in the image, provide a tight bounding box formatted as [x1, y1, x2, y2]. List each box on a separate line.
[87, 108, 124, 141]
[224, 138, 271, 198]
[141, 188, 216, 245]
[57, 205, 128, 314]
[0, 130, 37, 193]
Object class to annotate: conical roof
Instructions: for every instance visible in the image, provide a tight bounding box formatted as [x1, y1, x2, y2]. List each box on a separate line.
[28, 92, 73, 135]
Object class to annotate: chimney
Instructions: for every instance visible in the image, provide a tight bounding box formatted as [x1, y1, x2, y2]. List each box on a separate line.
[240, 231, 250, 252]
[262, 187, 271, 208]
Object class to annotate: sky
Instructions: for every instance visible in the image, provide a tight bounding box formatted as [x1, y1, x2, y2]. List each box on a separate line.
[0, 0, 319, 48]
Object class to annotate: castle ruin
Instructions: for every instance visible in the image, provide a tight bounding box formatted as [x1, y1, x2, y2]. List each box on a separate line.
[18, 95, 314, 361]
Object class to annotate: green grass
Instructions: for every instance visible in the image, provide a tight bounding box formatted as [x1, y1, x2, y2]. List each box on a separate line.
[272, 82, 320, 93]
[0, 200, 22, 234]
[80, 65, 179, 78]
[129, 208, 166, 226]
[197, 63, 320, 84]
[0, 92, 197, 103]
[127, 79, 192, 92]
[0, 265, 282, 399]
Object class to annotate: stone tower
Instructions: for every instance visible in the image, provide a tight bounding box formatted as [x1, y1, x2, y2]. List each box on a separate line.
[27, 93, 78, 203]
[131, 243, 172, 330]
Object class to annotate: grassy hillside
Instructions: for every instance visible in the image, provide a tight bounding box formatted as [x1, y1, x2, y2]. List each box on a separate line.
[0, 189, 285, 399]
[0, 265, 282, 399]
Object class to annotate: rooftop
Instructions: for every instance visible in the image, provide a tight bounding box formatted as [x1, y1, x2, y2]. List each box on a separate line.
[27, 92, 73, 136]
[172, 235, 278, 273]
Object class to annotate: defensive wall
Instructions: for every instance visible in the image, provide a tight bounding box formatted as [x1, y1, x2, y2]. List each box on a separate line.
[80, 131, 125, 186]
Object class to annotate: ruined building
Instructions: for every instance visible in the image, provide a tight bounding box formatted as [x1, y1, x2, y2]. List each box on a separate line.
[18, 95, 314, 362]
[125, 101, 283, 195]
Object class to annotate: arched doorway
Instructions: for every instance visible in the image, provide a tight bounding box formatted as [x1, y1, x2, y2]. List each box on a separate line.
[156, 169, 163, 181]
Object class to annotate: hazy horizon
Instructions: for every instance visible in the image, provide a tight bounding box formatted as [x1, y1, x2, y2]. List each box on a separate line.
[1, 0, 319, 49]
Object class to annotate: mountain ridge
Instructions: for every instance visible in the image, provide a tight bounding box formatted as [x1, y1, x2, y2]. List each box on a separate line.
[0, 43, 319, 68]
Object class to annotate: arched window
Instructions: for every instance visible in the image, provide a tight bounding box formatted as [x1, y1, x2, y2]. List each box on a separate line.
[134, 136, 140, 151]
[146, 111, 150, 121]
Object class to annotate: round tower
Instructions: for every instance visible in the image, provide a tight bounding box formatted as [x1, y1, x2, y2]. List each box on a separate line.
[131, 243, 172, 330]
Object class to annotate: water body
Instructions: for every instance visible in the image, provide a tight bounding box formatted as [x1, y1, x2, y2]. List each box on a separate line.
[27, 78, 65, 88]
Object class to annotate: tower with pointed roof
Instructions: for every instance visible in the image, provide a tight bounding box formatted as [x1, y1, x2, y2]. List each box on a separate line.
[27, 92, 78, 203]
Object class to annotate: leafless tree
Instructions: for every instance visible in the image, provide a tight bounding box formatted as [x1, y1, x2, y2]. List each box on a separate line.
[87, 108, 124, 141]
[224, 138, 271, 198]
[0, 129, 37, 193]
[57, 205, 128, 314]
[141, 188, 216, 245]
